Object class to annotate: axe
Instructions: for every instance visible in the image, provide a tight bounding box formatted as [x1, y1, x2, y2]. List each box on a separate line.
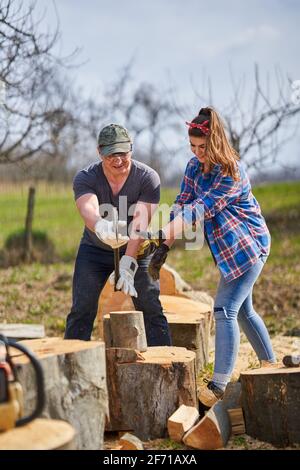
[112, 207, 120, 291]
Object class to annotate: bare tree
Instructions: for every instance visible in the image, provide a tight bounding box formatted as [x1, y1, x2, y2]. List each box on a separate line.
[0, 0, 79, 165]
[190, 64, 300, 173]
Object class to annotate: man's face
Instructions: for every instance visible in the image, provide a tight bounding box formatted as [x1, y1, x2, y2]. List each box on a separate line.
[189, 135, 207, 163]
[101, 151, 132, 175]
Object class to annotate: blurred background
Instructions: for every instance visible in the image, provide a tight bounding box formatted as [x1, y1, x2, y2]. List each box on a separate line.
[0, 0, 299, 339]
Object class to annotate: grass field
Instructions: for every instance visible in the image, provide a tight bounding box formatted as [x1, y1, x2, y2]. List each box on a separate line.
[0, 180, 299, 336]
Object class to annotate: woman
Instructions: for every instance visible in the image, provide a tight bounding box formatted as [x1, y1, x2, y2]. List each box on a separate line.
[148, 107, 276, 407]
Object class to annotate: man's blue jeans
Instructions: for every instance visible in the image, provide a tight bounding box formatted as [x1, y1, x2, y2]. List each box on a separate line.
[64, 244, 172, 346]
[212, 254, 276, 389]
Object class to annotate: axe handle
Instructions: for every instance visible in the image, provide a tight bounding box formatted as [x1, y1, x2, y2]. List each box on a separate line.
[113, 247, 120, 291]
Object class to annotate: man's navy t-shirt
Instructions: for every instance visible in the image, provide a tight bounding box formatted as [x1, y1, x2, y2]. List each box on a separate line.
[73, 159, 160, 251]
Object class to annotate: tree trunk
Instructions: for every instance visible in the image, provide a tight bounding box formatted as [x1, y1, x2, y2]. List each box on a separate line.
[241, 366, 300, 446]
[106, 346, 197, 440]
[10, 338, 108, 450]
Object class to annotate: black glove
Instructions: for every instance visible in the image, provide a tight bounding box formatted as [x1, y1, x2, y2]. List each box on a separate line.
[148, 243, 169, 281]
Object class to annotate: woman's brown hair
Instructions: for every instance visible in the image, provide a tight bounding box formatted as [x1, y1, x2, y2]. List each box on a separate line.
[188, 107, 240, 180]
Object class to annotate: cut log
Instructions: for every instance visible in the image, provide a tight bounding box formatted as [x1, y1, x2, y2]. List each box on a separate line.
[10, 337, 108, 450]
[168, 404, 199, 442]
[109, 311, 147, 352]
[183, 382, 241, 449]
[0, 418, 75, 450]
[119, 432, 144, 450]
[0, 323, 45, 340]
[240, 365, 300, 446]
[106, 346, 197, 440]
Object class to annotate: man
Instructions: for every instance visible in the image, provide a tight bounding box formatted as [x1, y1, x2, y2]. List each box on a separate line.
[64, 123, 171, 346]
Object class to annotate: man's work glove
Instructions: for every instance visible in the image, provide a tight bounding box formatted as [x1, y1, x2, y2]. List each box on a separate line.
[109, 255, 138, 297]
[148, 244, 169, 281]
[94, 218, 129, 249]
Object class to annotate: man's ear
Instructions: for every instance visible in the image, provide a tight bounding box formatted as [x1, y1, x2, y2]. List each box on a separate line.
[97, 146, 102, 159]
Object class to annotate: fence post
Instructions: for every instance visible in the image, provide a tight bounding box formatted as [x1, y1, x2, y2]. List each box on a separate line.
[24, 186, 36, 262]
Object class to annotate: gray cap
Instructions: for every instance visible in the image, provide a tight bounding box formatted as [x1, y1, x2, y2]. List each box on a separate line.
[97, 124, 132, 156]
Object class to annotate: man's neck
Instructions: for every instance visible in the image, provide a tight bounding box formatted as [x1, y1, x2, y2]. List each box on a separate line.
[102, 161, 132, 184]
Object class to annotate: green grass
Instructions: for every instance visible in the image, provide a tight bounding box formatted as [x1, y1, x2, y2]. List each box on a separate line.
[252, 181, 300, 213]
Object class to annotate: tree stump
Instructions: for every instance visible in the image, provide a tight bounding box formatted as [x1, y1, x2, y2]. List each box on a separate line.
[109, 311, 147, 351]
[0, 418, 75, 450]
[10, 338, 108, 450]
[240, 366, 300, 446]
[106, 347, 197, 440]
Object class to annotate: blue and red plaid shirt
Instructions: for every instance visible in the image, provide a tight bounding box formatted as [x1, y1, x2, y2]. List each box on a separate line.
[171, 157, 271, 282]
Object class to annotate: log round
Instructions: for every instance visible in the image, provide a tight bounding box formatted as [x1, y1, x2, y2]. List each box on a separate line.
[0, 418, 75, 450]
[109, 311, 147, 351]
[10, 338, 108, 450]
[106, 346, 197, 440]
[240, 366, 300, 446]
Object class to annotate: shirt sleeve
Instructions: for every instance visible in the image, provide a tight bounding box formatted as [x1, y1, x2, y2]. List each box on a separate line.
[138, 170, 160, 204]
[189, 172, 242, 220]
[73, 170, 97, 201]
[170, 160, 196, 221]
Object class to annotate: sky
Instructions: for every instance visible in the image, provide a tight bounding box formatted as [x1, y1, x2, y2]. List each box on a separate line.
[33, 0, 300, 172]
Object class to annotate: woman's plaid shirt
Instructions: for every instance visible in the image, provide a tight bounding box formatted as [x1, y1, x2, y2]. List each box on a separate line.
[171, 158, 271, 282]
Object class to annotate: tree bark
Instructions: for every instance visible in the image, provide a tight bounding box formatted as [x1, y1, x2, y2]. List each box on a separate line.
[109, 311, 147, 351]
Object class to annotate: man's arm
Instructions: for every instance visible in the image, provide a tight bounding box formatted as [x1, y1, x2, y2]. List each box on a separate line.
[75, 193, 100, 232]
[126, 201, 158, 258]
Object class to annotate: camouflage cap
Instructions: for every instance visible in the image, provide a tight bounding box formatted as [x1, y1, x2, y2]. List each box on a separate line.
[97, 124, 132, 157]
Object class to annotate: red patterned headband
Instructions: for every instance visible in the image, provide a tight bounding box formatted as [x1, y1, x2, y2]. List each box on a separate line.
[185, 120, 210, 136]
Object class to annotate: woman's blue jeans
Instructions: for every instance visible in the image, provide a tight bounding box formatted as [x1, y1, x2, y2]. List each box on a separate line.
[64, 244, 172, 346]
[212, 254, 276, 389]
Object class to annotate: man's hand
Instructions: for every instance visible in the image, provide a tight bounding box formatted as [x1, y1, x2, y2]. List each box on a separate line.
[94, 218, 129, 249]
[148, 244, 169, 281]
[109, 255, 138, 297]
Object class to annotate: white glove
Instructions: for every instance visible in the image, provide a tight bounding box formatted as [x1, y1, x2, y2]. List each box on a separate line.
[94, 218, 129, 249]
[109, 255, 138, 297]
